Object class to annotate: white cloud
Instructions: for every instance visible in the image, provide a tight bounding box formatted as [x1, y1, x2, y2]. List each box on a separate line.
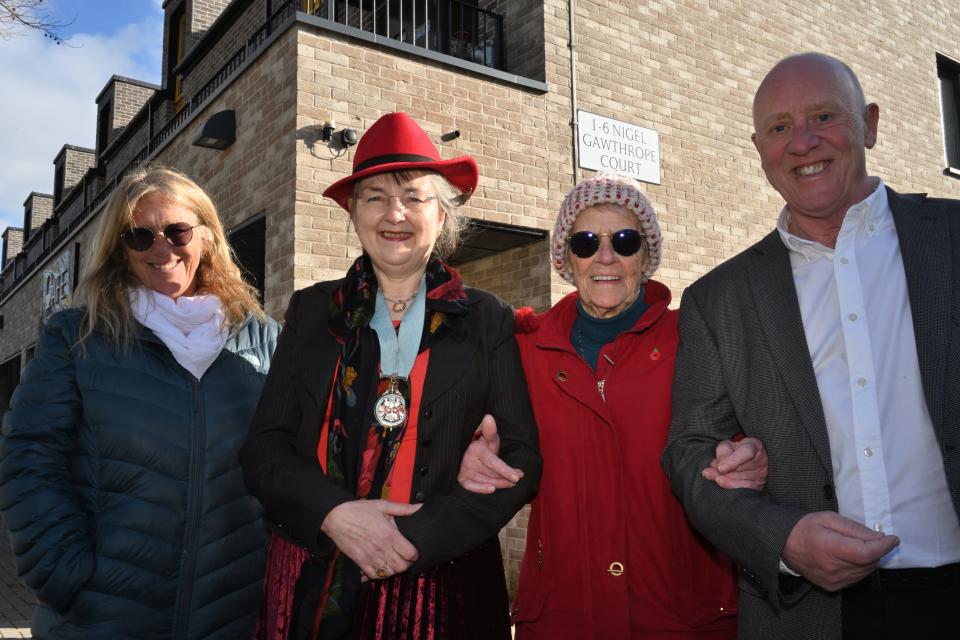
[0, 12, 163, 233]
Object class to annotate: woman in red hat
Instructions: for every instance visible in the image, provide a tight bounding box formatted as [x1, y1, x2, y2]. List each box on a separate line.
[240, 112, 542, 640]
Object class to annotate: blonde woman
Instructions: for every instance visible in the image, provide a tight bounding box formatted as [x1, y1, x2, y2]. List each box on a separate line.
[0, 165, 278, 639]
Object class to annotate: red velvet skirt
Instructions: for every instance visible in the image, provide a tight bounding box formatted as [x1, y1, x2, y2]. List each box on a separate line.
[353, 537, 511, 640]
[258, 535, 510, 640]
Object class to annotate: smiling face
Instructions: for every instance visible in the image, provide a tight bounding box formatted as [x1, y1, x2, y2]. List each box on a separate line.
[568, 204, 646, 320]
[751, 54, 879, 238]
[124, 192, 204, 299]
[349, 171, 445, 281]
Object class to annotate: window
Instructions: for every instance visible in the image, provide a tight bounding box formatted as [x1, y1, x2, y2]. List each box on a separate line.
[937, 53, 960, 171]
[167, 5, 187, 111]
[228, 213, 266, 302]
[53, 164, 65, 208]
[97, 99, 112, 155]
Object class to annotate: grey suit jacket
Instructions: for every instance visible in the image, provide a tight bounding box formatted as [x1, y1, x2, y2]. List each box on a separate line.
[662, 187, 960, 639]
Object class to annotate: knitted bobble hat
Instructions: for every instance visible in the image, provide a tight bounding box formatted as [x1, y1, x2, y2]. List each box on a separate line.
[551, 173, 662, 284]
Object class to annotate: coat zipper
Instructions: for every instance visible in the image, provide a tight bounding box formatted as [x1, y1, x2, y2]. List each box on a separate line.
[597, 378, 606, 402]
[173, 377, 204, 640]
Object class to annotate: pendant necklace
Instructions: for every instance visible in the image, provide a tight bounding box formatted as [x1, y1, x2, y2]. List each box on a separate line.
[382, 290, 418, 313]
[370, 276, 426, 431]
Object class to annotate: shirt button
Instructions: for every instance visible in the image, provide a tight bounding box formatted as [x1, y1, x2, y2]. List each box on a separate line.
[848, 313, 858, 321]
[869, 224, 876, 232]
[840, 257, 849, 265]
[822, 483, 835, 501]
[857, 377, 867, 387]
[864, 447, 873, 457]
[874, 523, 884, 533]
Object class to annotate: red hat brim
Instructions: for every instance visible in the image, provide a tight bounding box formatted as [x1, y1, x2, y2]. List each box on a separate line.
[323, 155, 479, 211]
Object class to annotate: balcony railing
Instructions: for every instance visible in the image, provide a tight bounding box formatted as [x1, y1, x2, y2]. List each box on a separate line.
[302, 0, 504, 70]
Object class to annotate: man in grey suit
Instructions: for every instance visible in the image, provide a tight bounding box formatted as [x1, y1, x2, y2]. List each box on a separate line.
[662, 52, 960, 640]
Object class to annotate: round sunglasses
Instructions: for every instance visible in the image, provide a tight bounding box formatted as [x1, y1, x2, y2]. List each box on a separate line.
[568, 229, 643, 258]
[121, 223, 196, 252]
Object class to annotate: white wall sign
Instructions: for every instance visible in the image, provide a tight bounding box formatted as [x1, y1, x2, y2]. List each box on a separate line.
[577, 110, 661, 184]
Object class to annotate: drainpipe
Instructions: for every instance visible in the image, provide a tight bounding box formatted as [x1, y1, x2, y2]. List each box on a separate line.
[568, 0, 579, 184]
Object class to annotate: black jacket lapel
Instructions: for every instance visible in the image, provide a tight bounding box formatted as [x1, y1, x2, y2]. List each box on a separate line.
[889, 188, 953, 440]
[748, 231, 833, 473]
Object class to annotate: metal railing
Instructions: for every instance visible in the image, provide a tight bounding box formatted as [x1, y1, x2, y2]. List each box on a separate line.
[302, 0, 504, 70]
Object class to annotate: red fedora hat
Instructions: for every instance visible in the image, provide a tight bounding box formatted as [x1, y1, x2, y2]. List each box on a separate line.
[323, 112, 479, 211]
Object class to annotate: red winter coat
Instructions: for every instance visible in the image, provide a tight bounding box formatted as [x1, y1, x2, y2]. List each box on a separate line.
[512, 281, 737, 640]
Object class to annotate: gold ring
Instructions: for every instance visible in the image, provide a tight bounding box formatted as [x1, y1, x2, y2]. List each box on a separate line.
[376, 567, 387, 578]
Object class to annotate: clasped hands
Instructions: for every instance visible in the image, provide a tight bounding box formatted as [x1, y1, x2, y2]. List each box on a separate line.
[320, 499, 422, 581]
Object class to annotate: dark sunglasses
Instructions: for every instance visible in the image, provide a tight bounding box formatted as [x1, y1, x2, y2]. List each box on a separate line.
[121, 223, 196, 252]
[568, 229, 643, 258]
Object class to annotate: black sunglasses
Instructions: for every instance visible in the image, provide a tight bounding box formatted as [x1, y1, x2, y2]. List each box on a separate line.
[568, 229, 643, 258]
[121, 223, 196, 252]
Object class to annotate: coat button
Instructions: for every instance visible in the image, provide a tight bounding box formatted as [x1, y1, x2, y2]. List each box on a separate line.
[607, 561, 624, 576]
[414, 491, 426, 502]
[823, 483, 835, 501]
[423, 439, 433, 448]
[556, 370, 568, 382]
[418, 466, 428, 476]
[423, 408, 433, 418]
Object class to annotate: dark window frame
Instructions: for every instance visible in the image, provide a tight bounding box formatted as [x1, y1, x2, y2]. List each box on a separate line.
[937, 53, 960, 174]
[97, 98, 113, 156]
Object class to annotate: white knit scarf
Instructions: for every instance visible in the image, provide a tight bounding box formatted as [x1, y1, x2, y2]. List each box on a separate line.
[130, 288, 228, 380]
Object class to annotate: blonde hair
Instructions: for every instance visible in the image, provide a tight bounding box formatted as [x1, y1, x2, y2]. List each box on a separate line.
[351, 169, 466, 259]
[73, 164, 265, 348]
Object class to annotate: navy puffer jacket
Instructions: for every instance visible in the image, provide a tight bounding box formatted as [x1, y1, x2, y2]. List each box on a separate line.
[0, 308, 278, 639]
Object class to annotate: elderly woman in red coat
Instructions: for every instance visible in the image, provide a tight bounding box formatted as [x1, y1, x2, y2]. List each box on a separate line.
[458, 173, 767, 639]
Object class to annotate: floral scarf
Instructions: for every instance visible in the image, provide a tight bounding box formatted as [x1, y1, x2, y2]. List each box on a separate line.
[260, 255, 469, 640]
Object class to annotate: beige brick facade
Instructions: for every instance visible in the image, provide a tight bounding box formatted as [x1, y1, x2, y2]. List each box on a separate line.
[5, 0, 960, 594]
[21, 194, 53, 244]
[1, 229, 23, 270]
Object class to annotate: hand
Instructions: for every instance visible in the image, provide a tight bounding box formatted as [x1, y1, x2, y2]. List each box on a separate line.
[702, 437, 769, 490]
[456, 414, 524, 494]
[320, 499, 422, 580]
[782, 512, 900, 591]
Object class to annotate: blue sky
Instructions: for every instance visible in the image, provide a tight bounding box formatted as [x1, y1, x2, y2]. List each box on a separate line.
[0, 0, 164, 233]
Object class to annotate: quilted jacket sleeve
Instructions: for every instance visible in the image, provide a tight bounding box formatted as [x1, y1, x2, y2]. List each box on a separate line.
[0, 310, 95, 611]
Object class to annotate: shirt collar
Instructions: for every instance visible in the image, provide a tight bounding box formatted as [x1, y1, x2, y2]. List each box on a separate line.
[776, 178, 889, 260]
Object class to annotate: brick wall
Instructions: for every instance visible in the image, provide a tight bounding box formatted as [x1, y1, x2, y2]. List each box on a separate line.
[155, 27, 299, 318]
[23, 194, 54, 241]
[499, 0, 545, 80]
[113, 81, 155, 131]
[190, 0, 234, 49]
[182, 0, 268, 101]
[1, 229, 23, 269]
[104, 120, 151, 186]
[0, 237, 96, 363]
[62, 149, 96, 198]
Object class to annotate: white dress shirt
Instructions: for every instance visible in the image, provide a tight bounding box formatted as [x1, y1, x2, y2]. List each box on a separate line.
[777, 180, 960, 568]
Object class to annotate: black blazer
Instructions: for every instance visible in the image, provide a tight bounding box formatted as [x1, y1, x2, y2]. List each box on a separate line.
[240, 280, 542, 573]
[662, 188, 960, 639]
